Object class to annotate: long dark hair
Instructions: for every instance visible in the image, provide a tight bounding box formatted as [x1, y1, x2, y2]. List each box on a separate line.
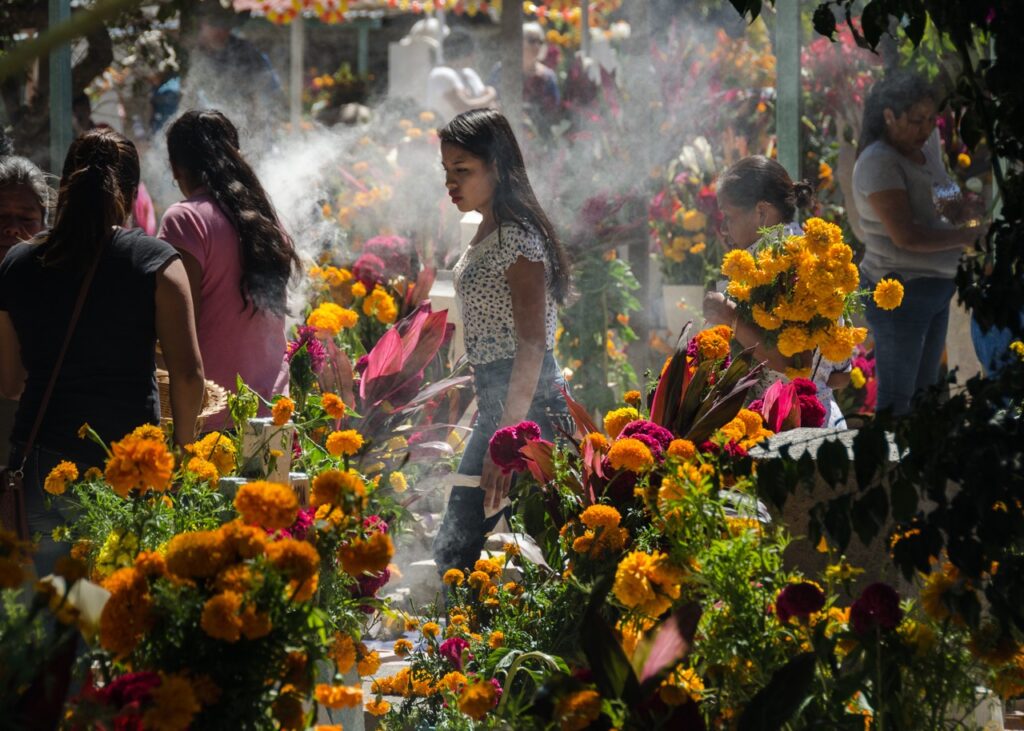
[166, 110, 300, 316]
[0, 155, 51, 223]
[858, 70, 938, 156]
[716, 155, 814, 223]
[439, 108, 570, 303]
[41, 127, 138, 269]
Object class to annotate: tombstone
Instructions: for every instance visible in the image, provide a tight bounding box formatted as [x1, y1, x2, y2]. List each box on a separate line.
[388, 17, 445, 106]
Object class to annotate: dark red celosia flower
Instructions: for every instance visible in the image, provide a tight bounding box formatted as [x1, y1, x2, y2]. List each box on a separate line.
[790, 378, 818, 397]
[619, 420, 674, 452]
[798, 394, 826, 428]
[850, 582, 902, 634]
[488, 421, 542, 474]
[775, 582, 826, 623]
[439, 636, 472, 671]
[352, 253, 386, 287]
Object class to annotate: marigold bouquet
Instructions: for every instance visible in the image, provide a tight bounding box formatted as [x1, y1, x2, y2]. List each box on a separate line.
[720, 218, 904, 378]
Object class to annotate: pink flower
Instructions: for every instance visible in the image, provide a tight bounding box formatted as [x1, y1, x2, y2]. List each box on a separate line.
[275, 505, 316, 540]
[850, 582, 902, 634]
[364, 514, 389, 534]
[488, 421, 542, 474]
[286, 325, 327, 373]
[775, 582, 825, 623]
[355, 568, 391, 612]
[352, 253, 386, 287]
[439, 636, 472, 670]
[619, 420, 674, 453]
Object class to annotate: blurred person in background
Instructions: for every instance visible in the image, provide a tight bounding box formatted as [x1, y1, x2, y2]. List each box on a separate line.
[489, 22, 561, 136]
[427, 29, 496, 124]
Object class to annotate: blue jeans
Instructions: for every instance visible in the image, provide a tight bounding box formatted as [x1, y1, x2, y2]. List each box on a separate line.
[8, 443, 76, 579]
[864, 275, 955, 416]
[432, 352, 571, 575]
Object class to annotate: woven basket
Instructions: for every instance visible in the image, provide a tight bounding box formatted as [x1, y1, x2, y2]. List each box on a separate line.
[156, 369, 229, 433]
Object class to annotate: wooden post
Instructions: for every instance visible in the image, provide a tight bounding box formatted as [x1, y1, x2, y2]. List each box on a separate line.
[357, 23, 370, 77]
[775, 0, 802, 184]
[499, 0, 523, 132]
[289, 14, 304, 128]
[48, 0, 72, 169]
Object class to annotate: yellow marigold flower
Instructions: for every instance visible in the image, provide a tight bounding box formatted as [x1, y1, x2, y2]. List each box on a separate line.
[438, 670, 468, 695]
[351, 281, 367, 298]
[363, 286, 398, 324]
[458, 679, 497, 720]
[607, 437, 655, 473]
[44, 461, 78, 496]
[488, 631, 505, 649]
[726, 280, 752, 302]
[142, 674, 200, 731]
[467, 570, 491, 589]
[957, 152, 971, 168]
[322, 393, 346, 420]
[721, 249, 757, 282]
[338, 531, 394, 576]
[443, 568, 465, 586]
[315, 684, 363, 709]
[681, 208, 707, 232]
[613, 550, 685, 618]
[583, 432, 609, 452]
[186, 457, 219, 483]
[307, 302, 358, 335]
[421, 621, 441, 638]
[330, 633, 357, 673]
[725, 517, 761, 537]
[1011, 341, 1024, 360]
[311, 469, 367, 510]
[751, 304, 782, 331]
[234, 481, 299, 530]
[659, 666, 704, 705]
[822, 559, 863, 582]
[666, 439, 696, 460]
[777, 326, 810, 358]
[383, 470, 408, 494]
[603, 407, 639, 439]
[77, 422, 91, 439]
[99, 567, 153, 657]
[185, 432, 236, 476]
[394, 638, 413, 657]
[555, 689, 602, 731]
[785, 366, 812, 380]
[272, 397, 295, 426]
[366, 698, 391, 716]
[104, 433, 174, 498]
[357, 646, 381, 676]
[326, 429, 364, 457]
[802, 217, 843, 248]
[850, 367, 866, 389]
[873, 278, 905, 310]
[920, 564, 959, 622]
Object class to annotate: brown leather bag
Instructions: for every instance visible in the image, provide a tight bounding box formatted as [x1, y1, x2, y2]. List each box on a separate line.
[0, 250, 101, 539]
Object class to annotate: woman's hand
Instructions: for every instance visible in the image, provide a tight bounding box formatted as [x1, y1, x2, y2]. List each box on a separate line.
[480, 452, 513, 513]
[703, 291, 737, 327]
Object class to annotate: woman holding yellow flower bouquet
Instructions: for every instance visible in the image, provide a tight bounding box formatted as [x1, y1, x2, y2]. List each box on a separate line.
[703, 156, 851, 427]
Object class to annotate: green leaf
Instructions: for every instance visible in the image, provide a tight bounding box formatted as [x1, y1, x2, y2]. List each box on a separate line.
[756, 458, 793, 509]
[851, 486, 888, 546]
[812, 4, 838, 39]
[853, 425, 887, 490]
[738, 652, 816, 731]
[904, 9, 926, 45]
[822, 496, 853, 551]
[816, 438, 850, 487]
[889, 476, 918, 523]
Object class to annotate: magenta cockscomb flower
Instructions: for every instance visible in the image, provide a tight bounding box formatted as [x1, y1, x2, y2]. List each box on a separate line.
[286, 325, 327, 373]
[488, 421, 542, 474]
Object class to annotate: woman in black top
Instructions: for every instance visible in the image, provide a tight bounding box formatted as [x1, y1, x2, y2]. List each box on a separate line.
[0, 128, 204, 576]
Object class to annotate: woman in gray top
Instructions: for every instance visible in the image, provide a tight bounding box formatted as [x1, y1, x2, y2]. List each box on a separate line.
[852, 71, 986, 415]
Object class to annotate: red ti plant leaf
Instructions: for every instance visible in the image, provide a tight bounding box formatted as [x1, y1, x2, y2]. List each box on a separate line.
[639, 602, 702, 686]
[360, 303, 450, 408]
[760, 380, 800, 433]
[407, 267, 436, 310]
[561, 387, 599, 437]
[520, 439, 556, 484]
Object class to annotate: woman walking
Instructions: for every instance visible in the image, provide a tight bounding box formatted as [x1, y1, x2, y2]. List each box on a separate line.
[432, 109, 572, 576]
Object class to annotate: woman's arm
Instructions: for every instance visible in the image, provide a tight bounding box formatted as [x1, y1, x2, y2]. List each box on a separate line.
[481, 256, 548, 511]
[867, 189, 987, 252]
[155, 258, 205, 447]
[175, 248, 204, 322]
[0, 311, 25, 399]
[703, 292, 807, 373]
[446, 85, 498, 112]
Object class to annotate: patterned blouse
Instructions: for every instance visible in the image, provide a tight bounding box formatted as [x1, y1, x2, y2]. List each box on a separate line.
[453, 221, 558, 365]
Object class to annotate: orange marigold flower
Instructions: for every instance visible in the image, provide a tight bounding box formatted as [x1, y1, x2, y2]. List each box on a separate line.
[185, 432, 236, 476]
[583, 432, 609, 452]
[443, 568, 465, 586]
[165, 529, 233, 579]
[873, 278, 905, 311]
[99, 567, 154, 657]
[357, 645, 381, 676]
[311, 469, 367, 510]
[555, 689, 602, 731]
[272, 397, 295, 426]
[267, 538, 320, 601]
[330, 633, 357, 674]
[104, 432, 174, 497]
[366, 698, 391, 716]
[186, 457, 219, 484]
[488, 631, 505, 649]
[200, 591, 244, 642]
[666, 439, 696, 460]
[142, 674, 200, 731]
[315, 684, 363, 709]
[234, 481, 299, 530]
[421, 621, 441, 638]
[239, 603, 273, 640]
[624, 390, 642, 406]
[338, 531, 394, 576]
[613, 550, 686, 618]
[458, 679, 497, 720]
[607, 438, 655, 472]
[322, 393, 346, 420]
[134, 550, 166, 578]
[326, 429, 364, 457]
[44, 460, 78, 496]
[130, 424, 166, 442]
[603, 408, 639, 439]
[394, 638, 413, 656]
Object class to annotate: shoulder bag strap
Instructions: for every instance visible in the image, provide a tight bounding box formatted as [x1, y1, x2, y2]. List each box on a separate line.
[13, 243, 104, 475]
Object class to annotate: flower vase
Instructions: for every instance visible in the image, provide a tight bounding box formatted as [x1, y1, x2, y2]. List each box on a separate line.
[662, 284, 705, 342]
[240, 418, 294, 483]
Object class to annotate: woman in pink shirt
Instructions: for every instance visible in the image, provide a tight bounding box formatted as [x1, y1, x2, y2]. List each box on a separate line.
[159, 110, 300, 430]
